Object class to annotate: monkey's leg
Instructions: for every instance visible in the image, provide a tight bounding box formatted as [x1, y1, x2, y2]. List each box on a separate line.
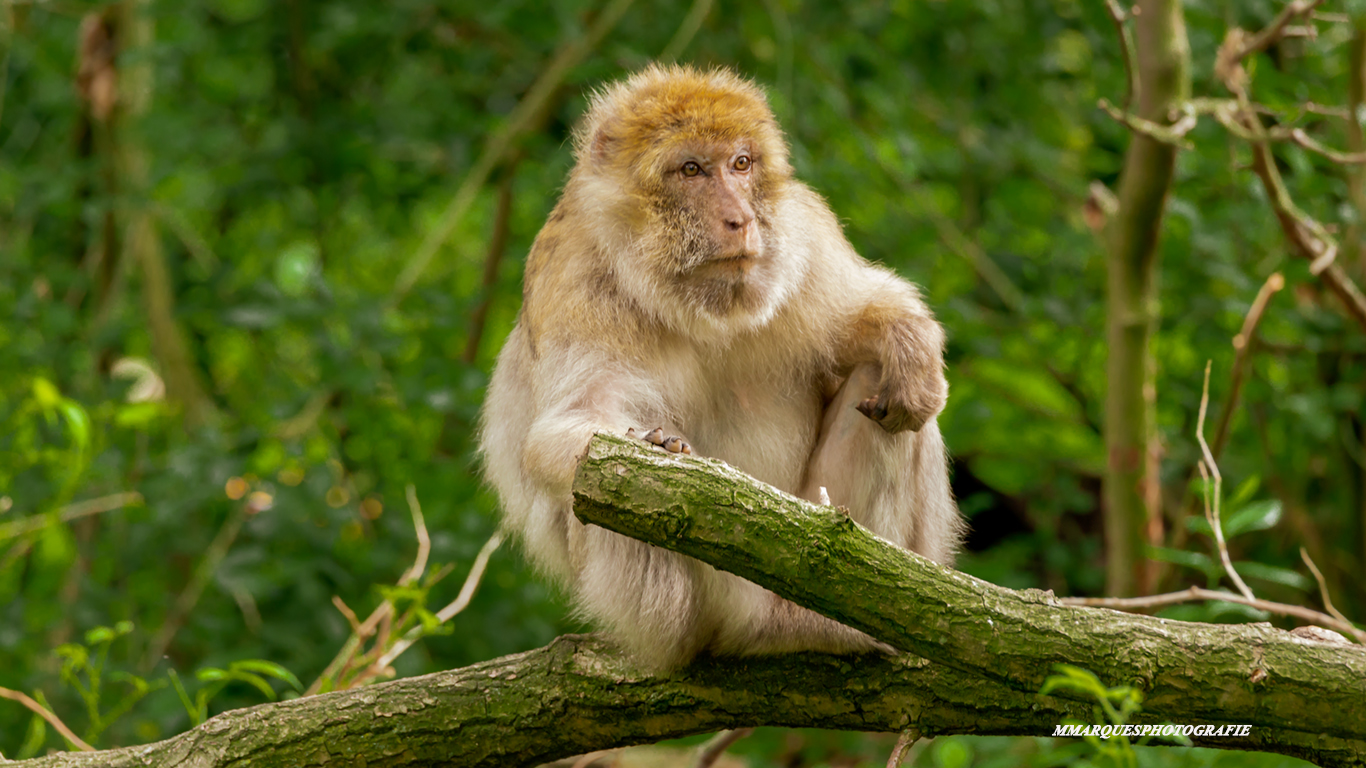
[800, 362, 961, 564]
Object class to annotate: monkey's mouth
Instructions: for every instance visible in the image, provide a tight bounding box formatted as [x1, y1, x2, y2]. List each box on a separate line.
[708, 250, 759, 264]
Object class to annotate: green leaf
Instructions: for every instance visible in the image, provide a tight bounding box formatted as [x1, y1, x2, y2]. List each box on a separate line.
[195, 668, 229, 682]
[59, 401, 91, 456]
[229, 660, 303, 692]
[1235, 561, 1311, 591]
[225, 671, 277, 700]
[1146, 546, 1213, 572]
[1223, 500, 1281, 538]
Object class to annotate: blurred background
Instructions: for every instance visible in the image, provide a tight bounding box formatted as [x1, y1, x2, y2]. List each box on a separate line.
[1, 0, 1363, 764]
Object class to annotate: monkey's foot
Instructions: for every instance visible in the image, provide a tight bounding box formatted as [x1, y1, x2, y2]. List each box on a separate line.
[625, 426, 692, 454]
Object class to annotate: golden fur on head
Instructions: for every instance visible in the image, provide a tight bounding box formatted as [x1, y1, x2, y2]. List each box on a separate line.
[575, 64, 792, 188]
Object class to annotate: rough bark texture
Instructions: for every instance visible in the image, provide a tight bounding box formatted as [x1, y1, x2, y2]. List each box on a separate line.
[573, 434, 1366, 764]
[1104, 0, 1190, 597]
[11, 636, 1111, 768]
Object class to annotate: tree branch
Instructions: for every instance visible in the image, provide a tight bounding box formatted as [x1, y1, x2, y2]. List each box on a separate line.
[10, 634, 1364, 768]
[7, 437, 1366, 766]
[572, 435, 1366, 754]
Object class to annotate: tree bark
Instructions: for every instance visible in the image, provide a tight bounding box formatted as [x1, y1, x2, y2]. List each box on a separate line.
[1104, 0, 1191, 597]
[9, 633, 1362, 768]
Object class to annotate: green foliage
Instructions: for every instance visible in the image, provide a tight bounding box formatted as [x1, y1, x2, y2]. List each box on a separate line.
[54, 621, 158, 744]
[168, 659, 301, 726]
[1041, 664, 1183, 768]
[1, 0, 1363, 762]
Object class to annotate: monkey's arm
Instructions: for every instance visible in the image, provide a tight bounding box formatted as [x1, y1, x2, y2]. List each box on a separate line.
[516, 354, 670, 497]
[833, 268, 947, 434]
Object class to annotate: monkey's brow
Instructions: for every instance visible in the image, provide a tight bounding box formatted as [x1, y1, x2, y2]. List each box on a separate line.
[670, 146, 753, 167]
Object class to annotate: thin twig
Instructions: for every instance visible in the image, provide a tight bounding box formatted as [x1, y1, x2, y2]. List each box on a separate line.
[1166, 273, 1284, 568]
[332, 595, 364, 634]
[1061, 586, 1366, 643]
[371, 531, 504, 673]
[1104, 0, 1138, 110]
[398, 484, 430, 587]
[0, 687, 95, 752]
[391, 0, 637, 299]
[1195, 361, 1256, 601]
[570, 750, 615, 768]
[0, 492, 143, 541]
[1230, 0, 1324, 61]
[886, 729, 922, 767]
[1301, 548, 1352, 628]
[1246, 120, 1366, 327]
[1290, 127, 1366, 164]
[1097, 98, 1196, 147]
[694, 728, 753, 768]
[1213, 272, 1284, 458]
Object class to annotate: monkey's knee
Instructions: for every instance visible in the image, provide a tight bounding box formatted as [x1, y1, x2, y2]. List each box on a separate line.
[800, 363, 891, 507]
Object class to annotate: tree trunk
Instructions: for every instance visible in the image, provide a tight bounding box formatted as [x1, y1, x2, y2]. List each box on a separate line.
[1104, 0, 1190, 597]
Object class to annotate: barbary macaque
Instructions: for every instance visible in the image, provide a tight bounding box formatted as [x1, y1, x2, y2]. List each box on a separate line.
[480, 65, 963, 670]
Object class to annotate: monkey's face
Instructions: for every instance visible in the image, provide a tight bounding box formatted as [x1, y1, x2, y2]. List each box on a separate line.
[633, 142, 787, 325]
[657, 145, 763, 267]
[575, 66, 799, 335]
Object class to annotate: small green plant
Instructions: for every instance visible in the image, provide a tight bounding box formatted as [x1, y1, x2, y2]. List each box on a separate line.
[54, 621, 160, 744]
[1041, 664, 1188, 768]
[169, 660, 303, 726]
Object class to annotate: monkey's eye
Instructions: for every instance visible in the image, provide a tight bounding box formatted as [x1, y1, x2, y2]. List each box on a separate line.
[681, 161, 702, 177]
[733, 155, 752, 171]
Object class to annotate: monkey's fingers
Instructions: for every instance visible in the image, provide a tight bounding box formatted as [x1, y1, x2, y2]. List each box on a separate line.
[855, 396, 887, 422]
[855, 395, 930, 434]
[628, 426, 692, 454]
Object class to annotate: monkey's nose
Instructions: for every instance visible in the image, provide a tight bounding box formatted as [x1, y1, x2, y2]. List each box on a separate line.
[725, 215, 752, 232]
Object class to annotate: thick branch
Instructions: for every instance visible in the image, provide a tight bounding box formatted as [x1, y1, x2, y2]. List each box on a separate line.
[572, 435, 1366, 757]
[10, 635, 1361, 768]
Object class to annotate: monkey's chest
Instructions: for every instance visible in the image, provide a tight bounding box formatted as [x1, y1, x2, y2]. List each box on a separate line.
[680, 379, 823, 494]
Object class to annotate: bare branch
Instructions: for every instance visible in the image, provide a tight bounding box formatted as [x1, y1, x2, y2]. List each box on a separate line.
[1104, 0, 1139, 110]
[886, 729, 922, 768]
[1097, 98, 1196, 147]
[1211, 272, 1284, 458]
[398, 484, 430, 587]
[693, 728, 752, 768]
[0, 492, 143, 542]
[1231, 0, 1324, 61]
[1195, 360, 1256, 602]
[0, 687, 95, 752]
[1061, 586, 1365, 644]
[1290, 127, 1366, 164]
[1301, 548, 1354, 630]
[371, 531, 504, 672]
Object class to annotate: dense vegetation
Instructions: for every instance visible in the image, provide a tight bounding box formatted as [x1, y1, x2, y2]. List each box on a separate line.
[2, 0, 1362, 764]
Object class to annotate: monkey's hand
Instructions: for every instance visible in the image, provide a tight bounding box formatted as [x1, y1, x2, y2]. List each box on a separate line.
[626, 427, 692, 454]
[854, 362, 947, 434]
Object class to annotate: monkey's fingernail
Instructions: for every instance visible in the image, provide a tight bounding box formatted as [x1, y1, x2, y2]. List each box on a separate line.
[643, 428, 665, 445]
[626, 427, 640, 439]
[680, 442, 692, 454]
[663, 436, 689, 453]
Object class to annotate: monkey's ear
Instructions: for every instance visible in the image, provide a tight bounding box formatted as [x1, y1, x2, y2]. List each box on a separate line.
[587, 120, 619, 167]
